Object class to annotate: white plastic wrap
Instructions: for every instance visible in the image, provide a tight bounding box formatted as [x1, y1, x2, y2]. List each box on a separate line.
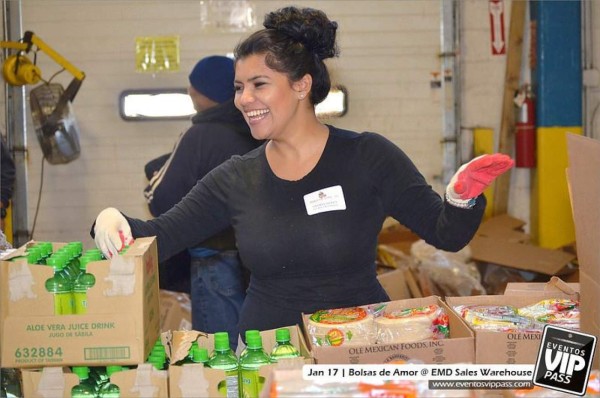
[410, 240, 485, 296]
[375, 304, 449, 345]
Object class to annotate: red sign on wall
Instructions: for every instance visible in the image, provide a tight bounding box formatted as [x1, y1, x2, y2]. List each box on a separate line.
[489, 0, 506, 55]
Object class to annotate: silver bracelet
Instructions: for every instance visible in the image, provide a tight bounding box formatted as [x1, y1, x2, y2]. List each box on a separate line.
[445, 193, 477, 209]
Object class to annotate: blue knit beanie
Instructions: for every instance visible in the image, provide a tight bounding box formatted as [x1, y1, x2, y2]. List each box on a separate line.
[188, 55, 235, 103]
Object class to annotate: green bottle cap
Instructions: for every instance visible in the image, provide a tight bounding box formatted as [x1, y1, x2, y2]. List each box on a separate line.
[84, 248, 104, 260]
[245, 330, 260, 341]
[46, 256, 65, 271]
[26, 250, 39, 264]
[246, 333, 263, 349]
[69, 241, 83, 253]
[275, 328, 291, 343]
[213, 332, 230, 351]
[37, 242, 53, 257]
[72, 366, 90, 379]
[83, 251, 103, 261]
[51, 251, 70, 262]
[106, 365, 123, 377]
[192, 344, 209, 363]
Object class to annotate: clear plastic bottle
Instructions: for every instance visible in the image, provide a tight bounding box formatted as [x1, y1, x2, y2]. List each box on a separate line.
[270, 328, 300, 362]
[73, 255, 96, 314]
[239, 332, 270, 398]
[45, 256, 73, 315]
[71, 366, 95, 397]
[208, 332, 239, 398]
[98, 365, 122, 398]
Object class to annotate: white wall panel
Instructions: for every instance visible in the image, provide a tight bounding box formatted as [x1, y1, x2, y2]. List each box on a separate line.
[5, 0, 456, 248]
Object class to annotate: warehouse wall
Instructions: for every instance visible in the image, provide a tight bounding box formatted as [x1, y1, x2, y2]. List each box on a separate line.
[2, 0, 445, 247]
[0, 0, 546, 248]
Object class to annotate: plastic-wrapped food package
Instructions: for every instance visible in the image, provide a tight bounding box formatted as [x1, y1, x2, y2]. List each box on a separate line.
[517, 299, 580, 330]
[454, 304, 539, 332]
[410, 240, 485, 297]
[308, 303, 450, 347]
[307, 306, 378, 347]
[375, 304, 449, 344]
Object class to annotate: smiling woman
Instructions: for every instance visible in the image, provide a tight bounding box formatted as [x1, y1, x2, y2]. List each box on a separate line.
[92, 5, 512, 347]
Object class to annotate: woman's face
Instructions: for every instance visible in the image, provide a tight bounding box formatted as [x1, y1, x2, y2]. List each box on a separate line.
[234, 53, 303, 141]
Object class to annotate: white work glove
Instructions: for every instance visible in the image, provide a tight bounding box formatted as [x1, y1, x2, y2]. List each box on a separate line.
[94, 207, 134, 258]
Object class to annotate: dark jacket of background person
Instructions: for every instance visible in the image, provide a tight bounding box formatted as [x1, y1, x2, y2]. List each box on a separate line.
[144, 99, 262, 251]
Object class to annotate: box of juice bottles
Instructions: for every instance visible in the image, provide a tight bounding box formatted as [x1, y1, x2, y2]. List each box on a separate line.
[0, 237, 160, 368]
[167, 325, 313, 398]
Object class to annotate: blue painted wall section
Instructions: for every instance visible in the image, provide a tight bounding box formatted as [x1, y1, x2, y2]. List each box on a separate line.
[532, 0, 582, 127]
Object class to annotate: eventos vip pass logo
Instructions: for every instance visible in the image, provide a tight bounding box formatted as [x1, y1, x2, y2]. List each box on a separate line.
[533, 325, 597, 396]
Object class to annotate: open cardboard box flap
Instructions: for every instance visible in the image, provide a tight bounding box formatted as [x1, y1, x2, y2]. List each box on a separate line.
[504, 276, 579, 299]
[566, 133, 600, 370]
[469, 214, 576, 275]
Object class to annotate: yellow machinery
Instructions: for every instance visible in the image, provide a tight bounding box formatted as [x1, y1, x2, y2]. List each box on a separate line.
[1, 30, 85, 164]
[1, 30, 85, 85]
[1, 31, 86, 243]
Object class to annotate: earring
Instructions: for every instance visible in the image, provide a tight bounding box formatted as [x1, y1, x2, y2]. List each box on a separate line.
[299, 93, 305, 99]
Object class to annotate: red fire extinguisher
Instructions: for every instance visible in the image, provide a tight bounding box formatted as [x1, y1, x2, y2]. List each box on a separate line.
[515, 85, 536, 168]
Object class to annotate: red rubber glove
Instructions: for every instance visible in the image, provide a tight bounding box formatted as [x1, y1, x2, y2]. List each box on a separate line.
[446, 153, 514, 205]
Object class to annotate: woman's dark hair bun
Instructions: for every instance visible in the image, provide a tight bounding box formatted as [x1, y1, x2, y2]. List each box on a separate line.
[263, 6, 339, 60]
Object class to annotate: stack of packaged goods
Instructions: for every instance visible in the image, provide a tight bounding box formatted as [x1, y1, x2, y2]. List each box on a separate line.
[307, 303, 450, 348]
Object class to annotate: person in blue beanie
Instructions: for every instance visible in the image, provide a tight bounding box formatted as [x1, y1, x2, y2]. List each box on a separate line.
[144, 55, 262, 349]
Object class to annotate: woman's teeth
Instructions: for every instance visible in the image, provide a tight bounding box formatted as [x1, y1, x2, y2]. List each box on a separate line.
[247, 109, 269, 118]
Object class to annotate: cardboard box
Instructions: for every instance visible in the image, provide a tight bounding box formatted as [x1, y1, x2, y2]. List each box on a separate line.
[446, 293, 578, 364]
[378, 220, 420, 256]
[469, 214, 576, 276]
[21, 367, 79, 398]
[567, 133, 600, 370]
[109, 364, 168, 398]
[303, 296, 474, 365]
[376, 268, 411, 301]
[159, 289, 192, 332]
[503, 276, 579, 297]
[168, 325, 312, 398]
[0, 237, 160, 368]
[21, 364, 168, 398]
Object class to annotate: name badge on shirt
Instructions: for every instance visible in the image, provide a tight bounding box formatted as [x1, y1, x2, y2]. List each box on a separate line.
[303, 185, 346, 216]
